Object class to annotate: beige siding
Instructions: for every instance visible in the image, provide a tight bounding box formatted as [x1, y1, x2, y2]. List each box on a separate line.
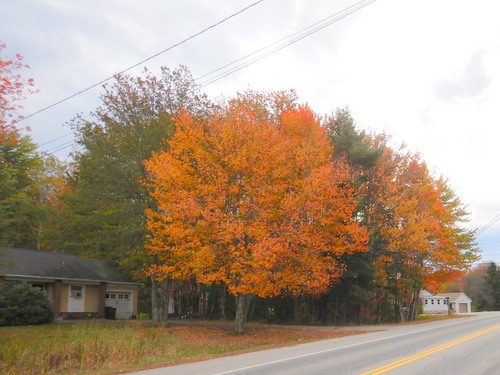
[84, 285, 100, 312]
[1, 277, 140, 317]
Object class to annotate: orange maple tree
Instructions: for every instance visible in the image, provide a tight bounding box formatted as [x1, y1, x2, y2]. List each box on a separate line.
[144, 93, 368, 333]
[0, 42, 37, 144]
[365, 144, 478, 320]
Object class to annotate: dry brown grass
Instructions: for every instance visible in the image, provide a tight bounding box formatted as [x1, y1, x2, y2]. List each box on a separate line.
[0, 321, 365, 375]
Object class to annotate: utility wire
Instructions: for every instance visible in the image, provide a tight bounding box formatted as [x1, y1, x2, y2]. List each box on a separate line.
[45, 139, 76, 154]
[195, 0, 372, 82]
[197, 0, 376, 87]
[476, 213, 500, 235]
[38, 132, 74, 147]
[13, 0, 265, 127]
[476, 253, 500, 256]
[44, 0, 376, 155]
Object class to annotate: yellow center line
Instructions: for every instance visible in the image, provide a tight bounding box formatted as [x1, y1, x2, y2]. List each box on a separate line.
[359, 324, 500, 375]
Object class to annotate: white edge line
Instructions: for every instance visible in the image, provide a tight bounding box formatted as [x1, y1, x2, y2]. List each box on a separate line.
[211, 316, 489, 375]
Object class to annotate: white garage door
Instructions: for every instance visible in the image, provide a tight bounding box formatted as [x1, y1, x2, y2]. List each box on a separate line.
[105, 292, 133, 319]
[458, 303, 468, 313]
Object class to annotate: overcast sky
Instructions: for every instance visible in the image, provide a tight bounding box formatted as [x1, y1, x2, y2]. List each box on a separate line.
[2, 0, 499, 264]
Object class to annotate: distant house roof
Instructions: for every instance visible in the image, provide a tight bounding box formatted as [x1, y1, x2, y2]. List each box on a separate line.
[420, 290, 437, 298]
[420, 290, 472, 302]
[436, 292, 471, 302]
[0, 247, 135, 283]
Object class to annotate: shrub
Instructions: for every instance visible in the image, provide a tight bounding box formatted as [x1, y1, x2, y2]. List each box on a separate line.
[0, 281, 54, 326]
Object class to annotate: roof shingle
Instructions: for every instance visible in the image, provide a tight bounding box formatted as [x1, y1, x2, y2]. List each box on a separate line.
[0, 248, 132, 283]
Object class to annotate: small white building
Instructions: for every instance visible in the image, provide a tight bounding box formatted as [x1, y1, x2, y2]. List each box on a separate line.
[421, 290, 449, 314]
[436, 292, 472, 314]
[420, 290, 472, 314]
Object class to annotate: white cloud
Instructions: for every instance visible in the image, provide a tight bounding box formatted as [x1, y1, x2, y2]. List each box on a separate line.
[434, 52, 491, 101]
[2, 0, 500, 260]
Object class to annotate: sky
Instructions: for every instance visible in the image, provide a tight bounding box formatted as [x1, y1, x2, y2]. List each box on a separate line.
[2, 0, 500, 264]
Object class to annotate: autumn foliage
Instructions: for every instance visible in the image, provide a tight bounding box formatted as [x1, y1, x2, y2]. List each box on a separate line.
[0, 42, 37, 144]
[20, 62, 476, 327]
[144, 94, 368, 331]
[359, 141, 478, 320]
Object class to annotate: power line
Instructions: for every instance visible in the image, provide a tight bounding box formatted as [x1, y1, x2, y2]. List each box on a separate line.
[471, 262, 497, 266]
[43, 0, 377, 155]
[477, 213, 500, 236]
[476, 240, 500, 246]
[45, 139, 76, 155]
[195, 0, 374, 82]
[39, 132, 73, 147]
[197, 0, 376, 87]
[13, 0, 265, 127]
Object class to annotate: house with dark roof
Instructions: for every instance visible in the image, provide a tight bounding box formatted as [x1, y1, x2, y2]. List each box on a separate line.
[0, 248, 141, 319]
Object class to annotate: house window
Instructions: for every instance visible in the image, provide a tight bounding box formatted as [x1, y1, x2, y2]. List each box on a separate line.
[106, 293, 109, 298]
[444, 299, 448, 305]
[425, 299, 428, 304]
[431, 299, 434, 304]
[437, 300, 440, 304]
[124, 294, 129, 300]
[70, 285, 83, 298]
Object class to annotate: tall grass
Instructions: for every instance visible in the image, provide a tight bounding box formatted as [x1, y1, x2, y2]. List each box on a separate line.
[0, 321, 178, 374]
[0, 321, 359, 374]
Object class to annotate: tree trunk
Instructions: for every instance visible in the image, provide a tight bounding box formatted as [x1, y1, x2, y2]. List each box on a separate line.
[220, 285, 227, 320]
[37, 219, 42, 251]
[234, 294, 253, 335]
[333, 294, 339, 325]
[408, 288, 421, 321]
[151, 278, 170, 326]
[293, 296, 299, 323]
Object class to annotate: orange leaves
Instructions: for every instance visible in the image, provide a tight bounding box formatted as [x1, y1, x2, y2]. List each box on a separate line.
[1, 42, 38, 140]
[0, 129, 19, 145]
[363, 141, 478, 299]
[144, 92, 368, 298]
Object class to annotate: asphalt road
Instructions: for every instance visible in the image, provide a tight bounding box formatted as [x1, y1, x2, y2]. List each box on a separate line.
[128, 312, 500, 375]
